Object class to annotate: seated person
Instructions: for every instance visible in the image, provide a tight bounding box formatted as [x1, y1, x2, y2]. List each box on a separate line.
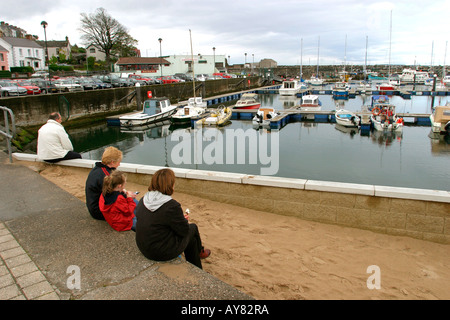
[99, 170, 138, 232]
[135, 168, 211, 269]
[37, 112, 81, 163]
[85, 146, 122, 220]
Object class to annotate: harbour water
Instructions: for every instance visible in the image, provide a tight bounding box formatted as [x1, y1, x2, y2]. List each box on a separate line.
[74, 89, 450, 192]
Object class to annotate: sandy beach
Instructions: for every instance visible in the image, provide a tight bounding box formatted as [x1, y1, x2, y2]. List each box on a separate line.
[23, 162, 450, 300]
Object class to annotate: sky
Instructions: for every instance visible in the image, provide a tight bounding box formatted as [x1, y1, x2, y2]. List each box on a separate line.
[2, 0, 449, 67]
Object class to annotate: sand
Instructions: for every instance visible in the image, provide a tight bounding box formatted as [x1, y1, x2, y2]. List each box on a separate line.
[25, 163, 450, 300]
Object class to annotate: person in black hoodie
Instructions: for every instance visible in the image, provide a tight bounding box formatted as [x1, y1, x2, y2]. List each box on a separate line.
[85, 146, 123, 220]
[135, 168, 211, 269]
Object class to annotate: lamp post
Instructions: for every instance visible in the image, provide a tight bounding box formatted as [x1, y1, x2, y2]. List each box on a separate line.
[244, 53, 247, 75]
[252, 53, 254, 76]
[212, 47, 216, 79]
[40, 21, 49, 77]
[158, 38, 163, 78]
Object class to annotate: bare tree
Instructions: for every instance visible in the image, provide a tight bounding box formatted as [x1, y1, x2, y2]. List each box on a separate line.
[79, 7, 138, 64]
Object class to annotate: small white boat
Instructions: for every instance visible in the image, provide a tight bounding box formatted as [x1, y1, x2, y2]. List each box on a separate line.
[279, 80, 304, 96]
[252, 107, 278, 127]
[335, 109, 361, 127]
[171, 97, 208, 124]
[299, 94, 322, 120]
[332, 81, 350, 98]
[430, 104, 450, 135]
[308, 77, 323, 86]
[358, 82, 372, 94]
[370, 103, 404, 132]
[120, 97, 177, 127]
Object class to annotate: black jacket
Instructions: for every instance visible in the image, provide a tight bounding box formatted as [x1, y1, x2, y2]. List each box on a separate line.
[135, 198, 190, 261]
[85, 162, 115, 220]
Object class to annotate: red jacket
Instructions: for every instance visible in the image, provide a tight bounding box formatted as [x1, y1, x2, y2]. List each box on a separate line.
[99, 191, 136, 231]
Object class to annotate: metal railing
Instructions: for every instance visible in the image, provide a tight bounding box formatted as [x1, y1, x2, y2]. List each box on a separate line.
[0, 106, 16, 163]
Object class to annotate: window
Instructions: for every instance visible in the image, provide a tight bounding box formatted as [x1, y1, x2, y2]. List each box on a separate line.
[0, 53, 3, 61]
[19, 49, 23, 56]
[19, 60, 25, 67]
[90, 48, 96, 53]
[28, 49, 31, 56]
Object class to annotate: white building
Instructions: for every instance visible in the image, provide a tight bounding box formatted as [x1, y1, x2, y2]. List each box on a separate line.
[86, 44, 106, 61]
[0, 36, 45, 70]
[163, 54, 226, 76]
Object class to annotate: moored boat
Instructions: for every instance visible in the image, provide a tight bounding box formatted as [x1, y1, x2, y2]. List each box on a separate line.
[119, 97, 177, 127]
[335, 109, 360, 127]
[430, 104, 450, 135]
[279, 80, 304, 96]
[332, 81, 350, 99]
[252, 107, 278, 128]
[198, 105, 232, 127]
[234, 93, 261, 110]
[370, 103, 404, 132]
[171, 97, 208, 124]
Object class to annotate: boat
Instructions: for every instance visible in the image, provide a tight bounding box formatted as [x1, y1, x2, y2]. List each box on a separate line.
[335, 109, 361, 127]
[357, 82, 372, 94]
[430, 104, 450, 135]
[198, 105, 232, 126]
[234, 93, 261, 110]
[171, 97, 208, 124]
[399, 68, 431, 84]
[279, 80, 304, 96]
[370, 103, 404, 132]
[252, 107, 278, 127]
[376, 82, 396, 91]
[332, 81, 350, 99]
[299, 95, 322, 111]
[443, 75, 450, 87]
[308, 77, 323, 86]
[119, 97, 178, 127]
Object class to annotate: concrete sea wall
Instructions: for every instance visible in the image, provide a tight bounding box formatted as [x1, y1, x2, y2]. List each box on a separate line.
[12, 153, 450, 245]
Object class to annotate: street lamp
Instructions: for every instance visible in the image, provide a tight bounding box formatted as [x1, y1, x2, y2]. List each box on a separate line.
[212, 47, 215, 79]
[244, 53, 247, 75]
[158, 38, 163, 78]
[252, 53, 254, 76]
[40, 21, 49, 77]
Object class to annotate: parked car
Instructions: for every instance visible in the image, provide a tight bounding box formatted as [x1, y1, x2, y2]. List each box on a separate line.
[29, 79, 59, 94]
[31, 70, 49, 78]
[75, 78, 98, 90]
[126, 78, 147, 86]
[174, 73, 194, 82]
[52, 79, 84, 92]
[0, 80, 27, 97]
[157, 76, 182, 84]
[213, 73, 232, 79]
[15, 80, 41, 95]
[93, 75, 122, 88]
[128, 74, 154, 85]
[149, 76, 163, 85]
[195, 74, 209, 81]
[90, 78, 113, 89]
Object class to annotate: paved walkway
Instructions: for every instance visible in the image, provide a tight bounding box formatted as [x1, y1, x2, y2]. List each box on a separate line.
[0, 151, 252, 300]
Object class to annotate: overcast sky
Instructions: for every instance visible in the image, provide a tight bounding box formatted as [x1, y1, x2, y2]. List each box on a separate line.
[2, 0, 449, 67]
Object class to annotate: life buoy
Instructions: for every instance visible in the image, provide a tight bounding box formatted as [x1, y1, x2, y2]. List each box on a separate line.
[372, 107, 381, 116]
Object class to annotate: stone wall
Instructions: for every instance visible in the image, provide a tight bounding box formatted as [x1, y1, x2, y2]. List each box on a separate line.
[0, 77, 262, 127]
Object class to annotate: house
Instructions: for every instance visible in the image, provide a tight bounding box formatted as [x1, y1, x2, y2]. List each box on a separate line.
[0, 45, 9, 71]
[115, 57, 170, 73]
[0, 22, 28, 39]
[36, 36, 71, 62]
[0, 36, 45, 70]
[86, 44, 106, 61]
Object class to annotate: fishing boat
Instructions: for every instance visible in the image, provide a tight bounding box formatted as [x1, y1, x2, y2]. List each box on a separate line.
[171, 97, 208, 124]
[332, 82, 350, 99]
[279, 80, 304, 96]
[198, 105, 232, 127]
[299, 95, 322, 111]
[119, 97, 177, 127]
[335, 109, 361, 127]
[234, 93, 261, 110]
[399, 68, 430, 84]
[430, 104, 450, 135]
[308, 76, 323, 86]
[370, 103, 404, 132]
[252, 107, 278, 128]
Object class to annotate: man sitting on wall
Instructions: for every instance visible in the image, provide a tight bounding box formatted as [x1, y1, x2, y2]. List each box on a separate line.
[37, 112, 82, 163]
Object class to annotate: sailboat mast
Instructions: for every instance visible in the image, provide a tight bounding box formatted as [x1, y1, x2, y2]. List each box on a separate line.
[365, 35, 368, 81]
[300, 38, 303, 81]
[189, 29, 196, 98]
[317, 36, 320, 76]
[388, 10, 392, 81]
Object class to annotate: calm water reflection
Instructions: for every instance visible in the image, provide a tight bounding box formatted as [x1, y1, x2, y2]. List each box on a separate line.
[73, 92, 450, 191]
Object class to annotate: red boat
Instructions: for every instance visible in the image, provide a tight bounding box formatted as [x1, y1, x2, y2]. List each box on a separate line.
[234, 93, 261, 110]
[376, 83, 396, 91]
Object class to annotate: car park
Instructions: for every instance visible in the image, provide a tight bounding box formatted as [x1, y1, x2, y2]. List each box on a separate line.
[0, 80, 28, 97]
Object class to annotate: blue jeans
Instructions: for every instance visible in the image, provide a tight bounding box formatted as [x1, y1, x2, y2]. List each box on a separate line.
[131, 199, 139, 232]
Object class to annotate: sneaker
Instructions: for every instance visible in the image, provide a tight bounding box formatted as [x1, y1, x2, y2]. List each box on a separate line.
[200, 248, 211, 259]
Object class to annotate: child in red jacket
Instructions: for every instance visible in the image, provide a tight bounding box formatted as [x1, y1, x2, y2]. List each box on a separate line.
[99, 170, 138, 232]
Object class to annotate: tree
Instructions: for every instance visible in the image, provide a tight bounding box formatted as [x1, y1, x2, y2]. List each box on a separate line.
[79, 7, 138, 64]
